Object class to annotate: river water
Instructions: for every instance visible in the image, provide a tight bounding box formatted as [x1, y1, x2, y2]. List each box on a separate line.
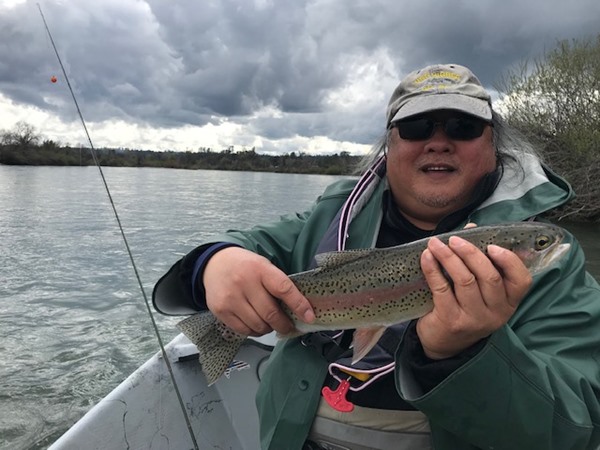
[0, 165, 598, 449]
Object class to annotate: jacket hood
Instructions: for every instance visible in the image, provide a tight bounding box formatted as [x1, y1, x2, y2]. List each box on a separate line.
[470, 152, 573, 225]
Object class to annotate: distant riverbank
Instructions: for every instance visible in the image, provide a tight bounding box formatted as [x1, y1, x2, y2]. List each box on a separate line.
[0, 144, 362, 175]
[2, 142, 599, 223]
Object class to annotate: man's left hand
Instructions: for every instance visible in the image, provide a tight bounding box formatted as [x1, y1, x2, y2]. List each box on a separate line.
[417, 235, 533, 360]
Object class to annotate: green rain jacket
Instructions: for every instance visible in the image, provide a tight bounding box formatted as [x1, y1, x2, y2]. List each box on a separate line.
[176, 153, 600, 449]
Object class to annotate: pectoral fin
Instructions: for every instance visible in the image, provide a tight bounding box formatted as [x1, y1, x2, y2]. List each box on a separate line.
[351, 326, 387, 364]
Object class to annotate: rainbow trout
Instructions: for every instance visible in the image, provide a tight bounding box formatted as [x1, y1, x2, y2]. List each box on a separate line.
[178, 222, 570, 385]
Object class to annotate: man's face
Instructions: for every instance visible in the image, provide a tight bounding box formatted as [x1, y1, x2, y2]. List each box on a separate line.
[386, 110, 497, 230]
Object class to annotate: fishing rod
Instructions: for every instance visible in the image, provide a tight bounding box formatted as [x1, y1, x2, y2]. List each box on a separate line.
[37, 4, 200, 449]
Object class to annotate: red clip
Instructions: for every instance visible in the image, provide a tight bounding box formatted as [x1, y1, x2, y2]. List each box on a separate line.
[321, 378, 354, 412]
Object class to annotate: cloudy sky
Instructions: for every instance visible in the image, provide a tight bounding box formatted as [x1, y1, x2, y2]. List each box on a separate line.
[1, 0, 599, 155]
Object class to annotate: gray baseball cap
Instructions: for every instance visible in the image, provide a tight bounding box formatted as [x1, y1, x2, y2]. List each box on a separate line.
[386, 64, 492, 125]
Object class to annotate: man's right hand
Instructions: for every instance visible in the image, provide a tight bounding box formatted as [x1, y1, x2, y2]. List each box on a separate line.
[203, 247, 315, 336]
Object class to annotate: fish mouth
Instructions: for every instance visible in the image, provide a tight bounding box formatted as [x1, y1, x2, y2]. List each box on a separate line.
[532, 243, 571, 275]
[544, 243, 571, 266]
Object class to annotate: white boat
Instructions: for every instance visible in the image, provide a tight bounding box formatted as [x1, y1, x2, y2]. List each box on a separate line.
[49, 333, 277, 450]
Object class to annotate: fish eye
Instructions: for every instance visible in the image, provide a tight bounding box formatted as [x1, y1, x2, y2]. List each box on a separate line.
[535, 234, 552, 250]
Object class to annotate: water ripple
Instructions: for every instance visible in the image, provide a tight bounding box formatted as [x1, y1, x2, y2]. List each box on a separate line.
[1, 166, 597, 449]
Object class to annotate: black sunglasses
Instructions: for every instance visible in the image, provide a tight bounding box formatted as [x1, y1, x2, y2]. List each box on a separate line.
[393, 116, 491, 141]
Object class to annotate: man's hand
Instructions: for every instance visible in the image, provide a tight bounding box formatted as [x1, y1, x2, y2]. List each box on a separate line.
[203, 247, 315, 336]
[417, 235, 533, 359]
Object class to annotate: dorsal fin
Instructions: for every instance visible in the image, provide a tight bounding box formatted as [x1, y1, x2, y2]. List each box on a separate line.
[314, 248, 374, 269]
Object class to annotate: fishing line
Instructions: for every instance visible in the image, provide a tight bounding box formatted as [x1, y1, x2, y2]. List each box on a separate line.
[37, 4, 200, 449]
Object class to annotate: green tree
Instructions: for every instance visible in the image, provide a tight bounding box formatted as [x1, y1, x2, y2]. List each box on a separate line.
[41, 139, 60, 150]
[497, 34, 600, 221]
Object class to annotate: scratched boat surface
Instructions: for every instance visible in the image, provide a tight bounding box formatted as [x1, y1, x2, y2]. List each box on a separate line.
[49, 333, 275, 450]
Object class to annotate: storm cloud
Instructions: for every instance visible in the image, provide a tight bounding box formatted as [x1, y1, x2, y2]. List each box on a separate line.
[0, 0, 598, 152]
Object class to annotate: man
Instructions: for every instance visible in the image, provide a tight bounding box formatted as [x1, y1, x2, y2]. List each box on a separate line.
[153, 64, 600, 449]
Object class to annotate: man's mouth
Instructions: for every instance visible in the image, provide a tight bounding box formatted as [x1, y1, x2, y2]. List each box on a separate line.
[421, 164, 456, 173]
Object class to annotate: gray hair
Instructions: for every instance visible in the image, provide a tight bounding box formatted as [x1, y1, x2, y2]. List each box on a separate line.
[354, 110, 539, 178]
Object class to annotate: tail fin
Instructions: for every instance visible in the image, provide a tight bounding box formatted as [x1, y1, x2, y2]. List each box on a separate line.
[177, 312, 246, 385]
